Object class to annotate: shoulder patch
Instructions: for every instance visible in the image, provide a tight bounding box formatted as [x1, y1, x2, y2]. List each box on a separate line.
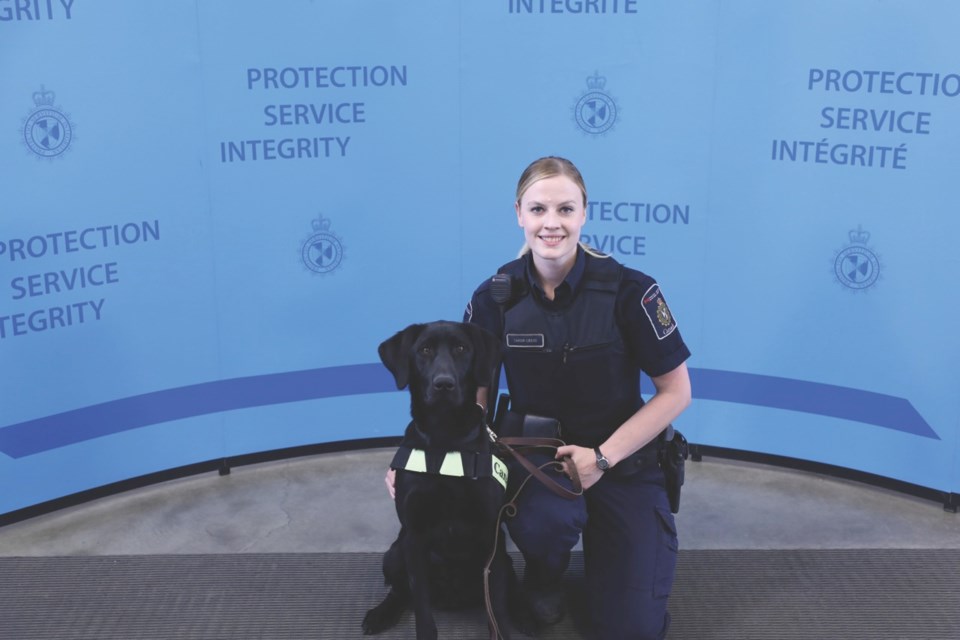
[641, 283, 678, 341]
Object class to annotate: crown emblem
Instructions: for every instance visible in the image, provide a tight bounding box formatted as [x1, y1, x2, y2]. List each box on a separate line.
[22, 85, 74, 159]
[833, 224, 881, 291]
[32, 85, 56, 107]
[848, 225, 870, 245]
[311, 214, 332, 232]
[573, 70, 619, 136]
[585, 71, 606, 91]
[301, 213, 345, 276]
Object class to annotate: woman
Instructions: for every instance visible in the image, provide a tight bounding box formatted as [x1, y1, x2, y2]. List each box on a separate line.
[464, 156, 692, 639]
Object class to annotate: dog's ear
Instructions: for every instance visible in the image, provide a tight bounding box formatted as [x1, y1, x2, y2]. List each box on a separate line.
[378, 324, 425, 389]
[463, 323, 501, 387]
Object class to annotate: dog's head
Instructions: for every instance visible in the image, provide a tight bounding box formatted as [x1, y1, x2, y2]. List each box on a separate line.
[378, 321, 500, 425]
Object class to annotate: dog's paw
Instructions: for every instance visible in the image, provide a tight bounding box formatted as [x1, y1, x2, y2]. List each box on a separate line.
[508, 600, 541, 637]
[361, 592, 405, 635]
[361, 608, 400, 635]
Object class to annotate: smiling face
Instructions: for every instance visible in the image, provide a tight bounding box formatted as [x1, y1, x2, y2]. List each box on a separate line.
[515, 174, 587, 273]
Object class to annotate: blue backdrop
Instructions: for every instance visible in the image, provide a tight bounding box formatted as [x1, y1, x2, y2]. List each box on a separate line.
[2, 0, 958, 516]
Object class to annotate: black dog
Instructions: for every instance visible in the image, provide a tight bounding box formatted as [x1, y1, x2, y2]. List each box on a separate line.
[362, 321, 532, 640]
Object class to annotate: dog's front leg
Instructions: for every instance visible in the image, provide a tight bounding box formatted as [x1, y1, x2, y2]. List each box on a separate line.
[486, 504, 537, 639]
[401, 528, 438, 640]
[362, 539, 409, 635]
[488, 532, 527, 639]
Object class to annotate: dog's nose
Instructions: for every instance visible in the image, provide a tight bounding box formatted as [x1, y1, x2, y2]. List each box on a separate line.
[432, 375, 456, 391]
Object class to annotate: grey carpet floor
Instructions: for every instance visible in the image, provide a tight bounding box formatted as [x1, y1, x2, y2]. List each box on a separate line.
[2, 550, 958, 639]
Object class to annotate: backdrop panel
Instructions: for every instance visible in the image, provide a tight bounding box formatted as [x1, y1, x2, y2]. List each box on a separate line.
[700, 0, 960, 490]
[1, 0, 957, 517]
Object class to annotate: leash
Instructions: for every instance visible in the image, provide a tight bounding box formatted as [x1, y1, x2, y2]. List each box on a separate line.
[482, 430, 584, 640]
[494, 435, 583, 499]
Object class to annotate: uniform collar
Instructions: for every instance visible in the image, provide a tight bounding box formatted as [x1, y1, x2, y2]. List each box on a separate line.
[523, 245, 587, 306]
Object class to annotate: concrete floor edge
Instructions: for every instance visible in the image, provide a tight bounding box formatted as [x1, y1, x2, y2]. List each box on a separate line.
[1, 447, 959, 556]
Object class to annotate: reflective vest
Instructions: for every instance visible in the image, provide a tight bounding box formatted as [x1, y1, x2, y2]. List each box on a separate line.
[497, 255, 642, 447]
[390, 437, 509, 491]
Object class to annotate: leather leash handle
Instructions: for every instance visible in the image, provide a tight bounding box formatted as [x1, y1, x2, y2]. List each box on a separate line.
[495, 437, 583, 499]
[483, 434, 582, 639]
[497, 435, 566, 448]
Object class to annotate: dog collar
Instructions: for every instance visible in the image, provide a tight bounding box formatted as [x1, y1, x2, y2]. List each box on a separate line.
[390, 446, 508, 491]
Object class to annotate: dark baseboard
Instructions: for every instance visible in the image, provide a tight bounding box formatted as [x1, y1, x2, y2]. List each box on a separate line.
[2, 437, 955, 528]
[690, 443, 959, 513]
[0, 436, 402, 528]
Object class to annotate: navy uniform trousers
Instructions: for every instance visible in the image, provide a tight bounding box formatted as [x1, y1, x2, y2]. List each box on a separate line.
[506, 452, 678, 640]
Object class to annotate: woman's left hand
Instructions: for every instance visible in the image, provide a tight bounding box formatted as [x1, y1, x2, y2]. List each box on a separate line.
[555, 444, 604, 491]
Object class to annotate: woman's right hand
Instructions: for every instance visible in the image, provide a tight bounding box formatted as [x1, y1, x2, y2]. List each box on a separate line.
[385, 468, 396, 500]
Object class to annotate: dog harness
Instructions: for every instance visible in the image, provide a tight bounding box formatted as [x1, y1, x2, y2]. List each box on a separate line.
[390, 445, 509, 491]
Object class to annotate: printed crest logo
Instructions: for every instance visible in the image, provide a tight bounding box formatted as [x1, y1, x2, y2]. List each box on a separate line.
[21, 85, 75, 159]
[656, 299, 673, 328]
[641, 284, 677, 340]
[300, 213, 345, 276]
[572, 71, 619, 136]
[833, 225, 882, 291]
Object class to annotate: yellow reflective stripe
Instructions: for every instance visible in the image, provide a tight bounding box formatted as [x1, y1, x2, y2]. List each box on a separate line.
[406, 449, 427, 473]
[401, 449, 507, 490]
[439, 452, 465, 477]
[492, 457, 508, 490]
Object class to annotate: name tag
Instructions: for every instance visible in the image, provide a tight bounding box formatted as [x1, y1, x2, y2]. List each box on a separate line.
[506, 333, 545, 348]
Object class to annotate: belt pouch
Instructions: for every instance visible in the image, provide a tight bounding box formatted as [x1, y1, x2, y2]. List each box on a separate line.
[522, 414, 561, 439]
[499, 411, 561, 439]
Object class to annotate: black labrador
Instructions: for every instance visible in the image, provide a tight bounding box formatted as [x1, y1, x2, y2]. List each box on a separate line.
[362, 321, 533, 640]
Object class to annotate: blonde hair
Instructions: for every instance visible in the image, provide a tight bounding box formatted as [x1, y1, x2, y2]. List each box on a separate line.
[514, 156, 606, 258]
[515, 156, 587, 207]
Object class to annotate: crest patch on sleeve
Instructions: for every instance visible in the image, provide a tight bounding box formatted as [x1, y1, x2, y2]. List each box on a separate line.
[641, 283, 678, 340]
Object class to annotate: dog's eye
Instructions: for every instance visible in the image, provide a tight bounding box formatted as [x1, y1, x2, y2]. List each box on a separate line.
[454, 344, 465, 354]
[419, 346, 432, 356]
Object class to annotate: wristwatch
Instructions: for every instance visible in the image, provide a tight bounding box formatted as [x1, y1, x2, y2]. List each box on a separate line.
[594, 447, 611, 472]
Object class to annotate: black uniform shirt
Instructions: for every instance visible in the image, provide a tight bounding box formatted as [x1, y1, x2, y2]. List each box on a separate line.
[464, 247, 691, 379]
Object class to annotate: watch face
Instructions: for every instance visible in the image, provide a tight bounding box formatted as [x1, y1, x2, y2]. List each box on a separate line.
[595, 449, 610, 470]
